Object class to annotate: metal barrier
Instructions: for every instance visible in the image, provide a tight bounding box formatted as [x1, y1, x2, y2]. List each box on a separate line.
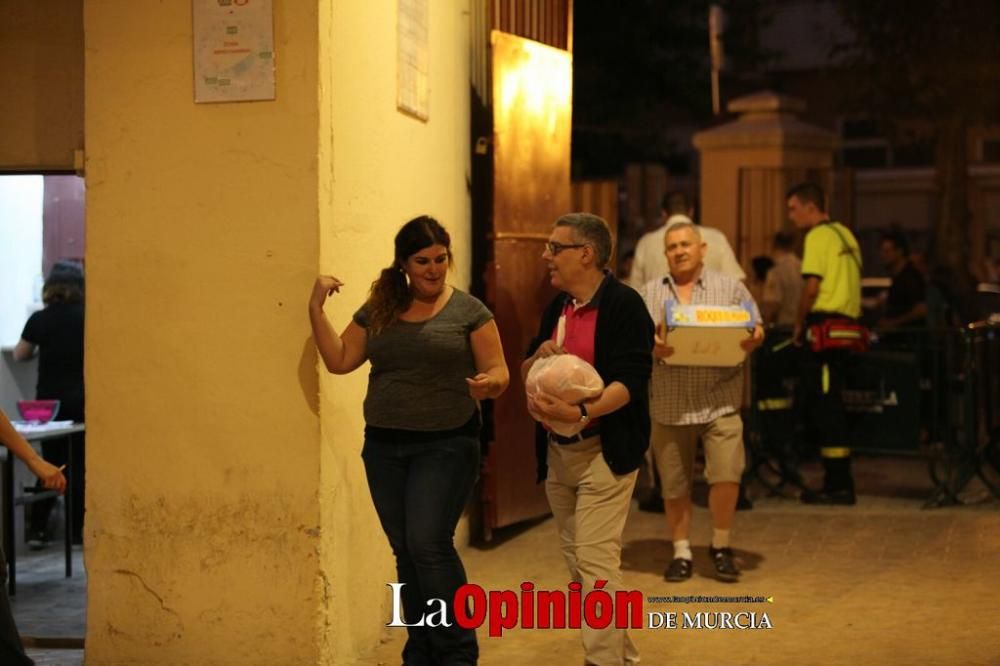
[925, 322, 1000, 506]
[745, 323, 1000, 507]
[745, 328, 808, 497]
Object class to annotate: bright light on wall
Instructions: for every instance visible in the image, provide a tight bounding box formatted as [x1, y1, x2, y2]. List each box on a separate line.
[496, 38, 572, 136]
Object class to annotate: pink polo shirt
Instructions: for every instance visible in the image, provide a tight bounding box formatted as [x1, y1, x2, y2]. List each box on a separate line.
[551, 298, 599, 429]
[555, 299, 598, 364]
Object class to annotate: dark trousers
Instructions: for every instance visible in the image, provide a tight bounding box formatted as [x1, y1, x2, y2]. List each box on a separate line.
[802, 339, 854, 490]
[0, 547, 33, 665]
[362, 435, 480, 666]
[802, 348, 850, 450]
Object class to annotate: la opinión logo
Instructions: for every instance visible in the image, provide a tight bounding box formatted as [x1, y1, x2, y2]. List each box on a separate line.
[386, 580, 643, 637]
[386, 583, 776, 635]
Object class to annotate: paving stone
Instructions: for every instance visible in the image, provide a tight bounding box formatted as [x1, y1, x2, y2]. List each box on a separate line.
[9, 456, 1000, 665]
[360, 456, 1000, 665]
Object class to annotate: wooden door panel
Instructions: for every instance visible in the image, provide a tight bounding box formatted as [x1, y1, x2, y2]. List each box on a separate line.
[488, 239, 557, 528]
[484, 32, 571, 531]
[492, 32, 572, 236]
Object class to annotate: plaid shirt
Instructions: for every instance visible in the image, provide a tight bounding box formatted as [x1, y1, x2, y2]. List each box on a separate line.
[639, 268, 760, 426]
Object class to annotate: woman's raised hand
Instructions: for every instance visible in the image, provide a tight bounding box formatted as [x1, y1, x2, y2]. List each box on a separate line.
[310, 275, 344, 309]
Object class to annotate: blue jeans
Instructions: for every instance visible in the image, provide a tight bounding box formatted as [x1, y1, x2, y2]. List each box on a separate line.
[362, 434, 480, 666]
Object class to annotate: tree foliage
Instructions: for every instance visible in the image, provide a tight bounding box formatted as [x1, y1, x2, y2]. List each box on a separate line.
[572, 1, 773, 175]
[835, 0, 1000, 297]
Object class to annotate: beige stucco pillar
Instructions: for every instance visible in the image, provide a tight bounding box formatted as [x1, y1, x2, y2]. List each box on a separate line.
[84, 1, 470, 663]
[693, 91, 837, 266]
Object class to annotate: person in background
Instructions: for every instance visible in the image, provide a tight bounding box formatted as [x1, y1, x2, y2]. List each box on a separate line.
[616, 249, 636, 284]
[788, 182, 863, 506]
[748, 255, 775, 310]
[989, 257, 1000, 285]
[762, 231, 803, 327]
[909, 251, 929, 278]
[524, 213, 652, 665]
[14, 261, 85, 547]
[878, 231, 927, 331]
[0, 408, 67, 666]
[629, 190, 745, 290]
[309, 215, 508, 666]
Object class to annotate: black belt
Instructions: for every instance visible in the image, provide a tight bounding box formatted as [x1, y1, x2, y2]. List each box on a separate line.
[550, 425, 600, 445]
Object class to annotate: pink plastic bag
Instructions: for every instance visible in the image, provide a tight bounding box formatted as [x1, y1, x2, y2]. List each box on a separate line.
[525, 354, 604, 436]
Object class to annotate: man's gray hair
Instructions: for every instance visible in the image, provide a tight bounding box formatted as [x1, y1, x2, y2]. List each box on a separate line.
[664, 219, 702, 242]
[555, 212, 613, 268]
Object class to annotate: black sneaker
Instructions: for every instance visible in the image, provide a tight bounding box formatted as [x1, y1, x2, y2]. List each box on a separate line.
[709, 546, 740, 582]
[664, 558, 692, 582]
[800, 488, 856, 505]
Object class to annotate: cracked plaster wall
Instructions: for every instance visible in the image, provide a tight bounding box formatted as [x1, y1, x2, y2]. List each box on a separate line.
[83, 0, 472, 663]
[84, 1, 324, 663]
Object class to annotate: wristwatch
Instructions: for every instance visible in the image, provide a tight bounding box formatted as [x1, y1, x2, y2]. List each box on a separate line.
[578, 403, 590, 424]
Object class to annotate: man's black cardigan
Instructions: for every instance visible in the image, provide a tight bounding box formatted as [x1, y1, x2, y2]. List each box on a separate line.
[526, 274, 654, 483]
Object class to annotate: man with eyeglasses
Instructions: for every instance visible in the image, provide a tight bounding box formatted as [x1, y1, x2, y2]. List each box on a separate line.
[523, 213, 653, 666]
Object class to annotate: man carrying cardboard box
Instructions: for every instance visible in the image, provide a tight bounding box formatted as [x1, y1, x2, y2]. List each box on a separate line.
[639, 222, 763, 582]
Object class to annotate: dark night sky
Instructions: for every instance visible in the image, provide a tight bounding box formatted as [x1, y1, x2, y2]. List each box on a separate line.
[570, 1, 770, 178]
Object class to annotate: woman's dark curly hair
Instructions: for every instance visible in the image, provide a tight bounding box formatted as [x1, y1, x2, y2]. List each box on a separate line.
[364, 216, 452, 334]
[42, 261, 85, 306]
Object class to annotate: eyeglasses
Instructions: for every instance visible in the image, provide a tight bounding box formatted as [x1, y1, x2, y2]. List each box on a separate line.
[546, 241, 588, 256]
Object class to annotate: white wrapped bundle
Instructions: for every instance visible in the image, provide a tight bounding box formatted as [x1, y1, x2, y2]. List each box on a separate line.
[526, 354, 604, 436]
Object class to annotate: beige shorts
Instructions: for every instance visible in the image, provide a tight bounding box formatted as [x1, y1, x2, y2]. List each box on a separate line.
[650, 412, 745, 499]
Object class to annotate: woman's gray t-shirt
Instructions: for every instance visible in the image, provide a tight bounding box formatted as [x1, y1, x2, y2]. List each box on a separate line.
[353, 289, 494, 430]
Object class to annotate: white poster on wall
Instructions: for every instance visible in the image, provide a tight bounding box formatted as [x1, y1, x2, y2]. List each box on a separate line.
[193, 0, 275, 103]
[397, 0, 429, 121]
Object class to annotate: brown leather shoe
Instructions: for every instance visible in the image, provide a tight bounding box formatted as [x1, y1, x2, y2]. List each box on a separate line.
[709, 546, 740, 582]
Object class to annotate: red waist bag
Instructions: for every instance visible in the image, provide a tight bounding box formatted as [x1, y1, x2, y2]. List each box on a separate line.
[806, 318, 869, 353]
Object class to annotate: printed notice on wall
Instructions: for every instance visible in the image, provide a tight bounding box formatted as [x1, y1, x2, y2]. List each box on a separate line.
[193, 0, 275, 103]
[397, 0, 429, 120]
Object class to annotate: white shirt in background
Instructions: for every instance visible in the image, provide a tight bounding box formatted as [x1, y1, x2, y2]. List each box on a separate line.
[628, 214, 746, 289]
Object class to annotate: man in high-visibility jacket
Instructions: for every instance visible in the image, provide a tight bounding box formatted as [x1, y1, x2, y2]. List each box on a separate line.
[788, 182, 863, 505]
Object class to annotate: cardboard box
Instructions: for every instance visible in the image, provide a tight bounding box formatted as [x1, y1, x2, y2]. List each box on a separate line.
[663, 300, 757, 367]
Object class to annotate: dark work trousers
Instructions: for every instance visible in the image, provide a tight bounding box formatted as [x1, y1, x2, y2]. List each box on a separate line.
[0, 546, 33, 665]
[362, 434, 480, 666]
[801, 340, 854, 490]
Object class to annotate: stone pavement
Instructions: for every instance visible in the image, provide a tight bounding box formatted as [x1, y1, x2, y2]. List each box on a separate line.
[9, 456, 1000, 665]
[360, 456, 1000, 666]
[11, 546, 85, 665]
